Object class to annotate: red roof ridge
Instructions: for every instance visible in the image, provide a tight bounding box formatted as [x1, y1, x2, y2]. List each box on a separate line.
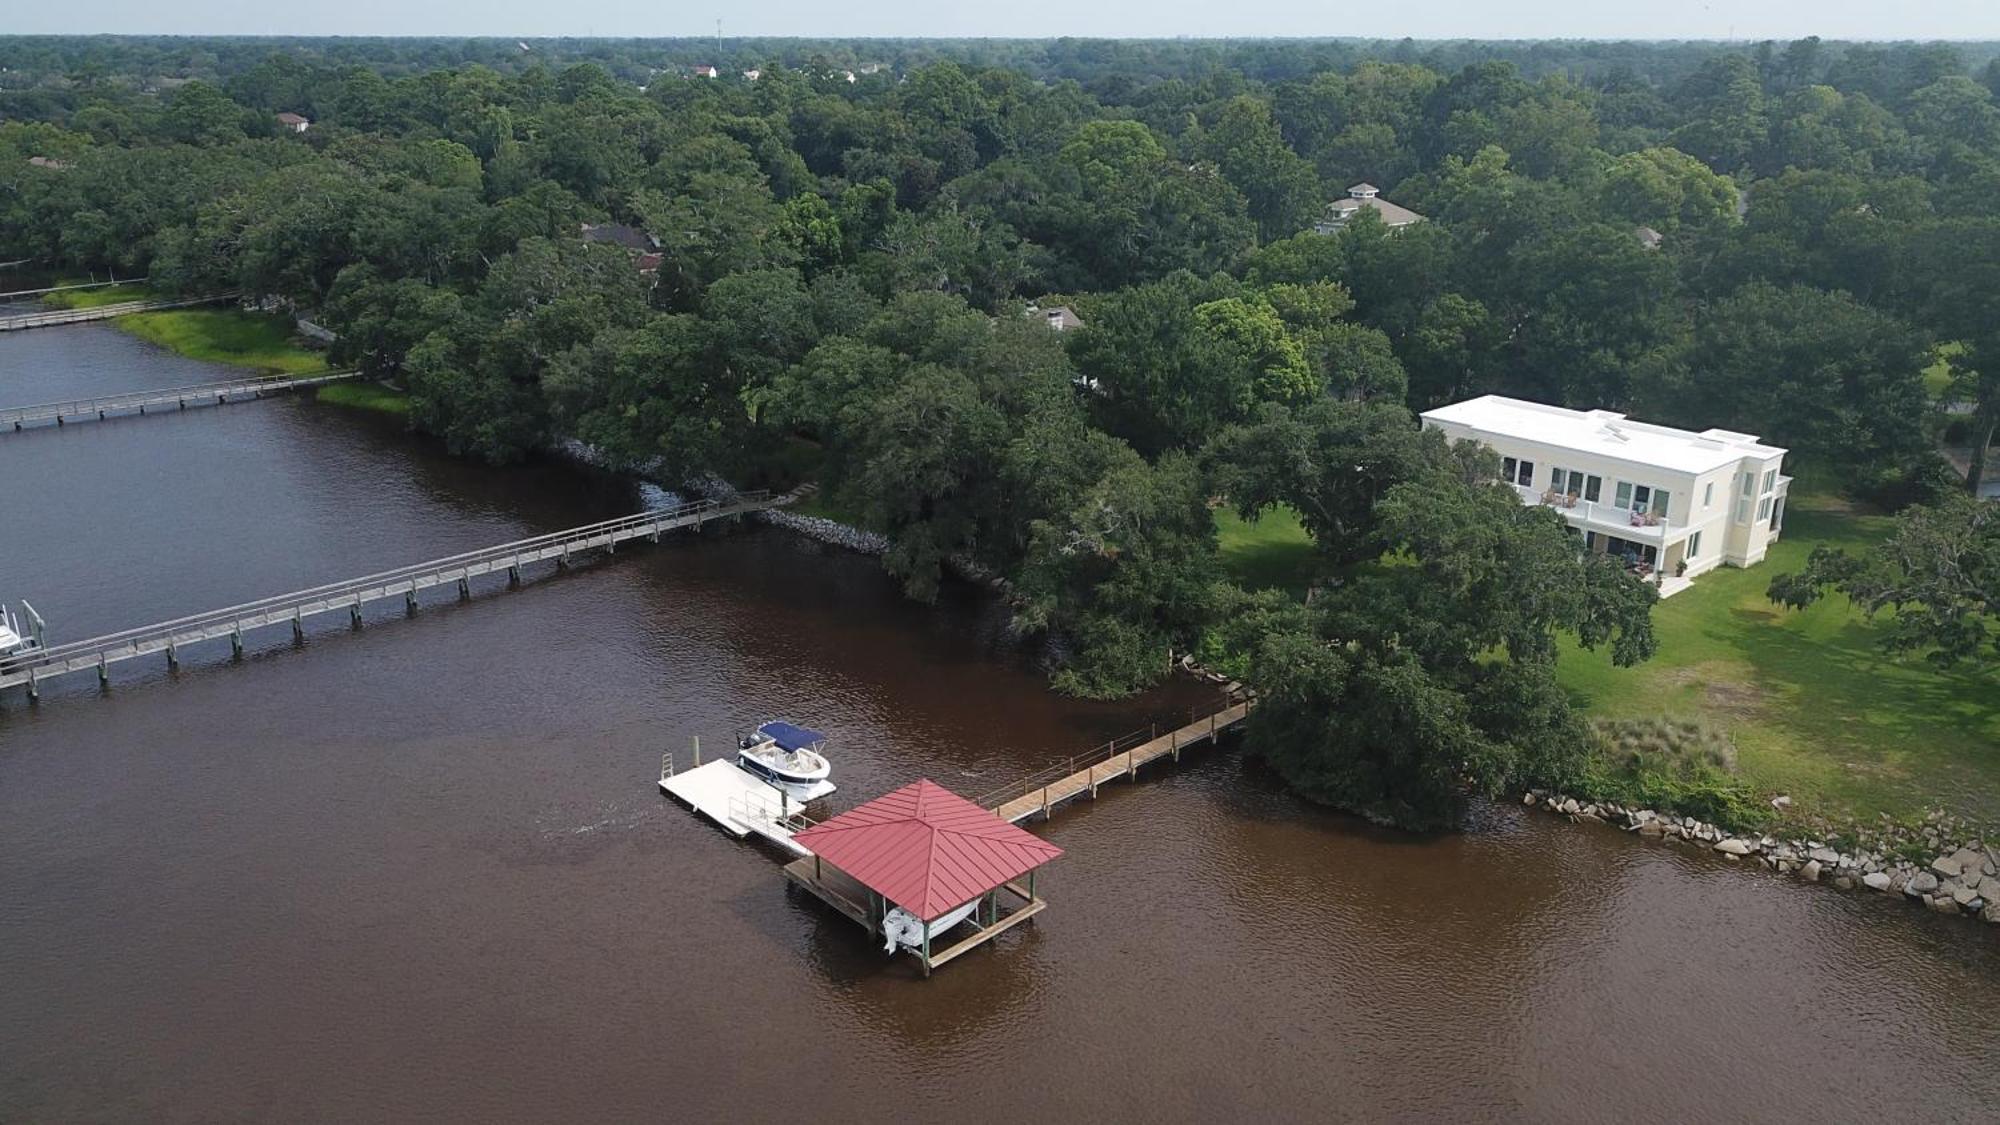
[794, 778, 1061, 920]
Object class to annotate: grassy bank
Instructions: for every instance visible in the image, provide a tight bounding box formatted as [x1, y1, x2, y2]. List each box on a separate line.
[788, 488, 872, 528]
[41, 282, 156, 309]
[316, 380, 410, 415]
[1555, 493, 2000, 825]
[1206, 493, 1999, 826]
[1215, 504, 1318, 596]
[115, 309, 328, 375]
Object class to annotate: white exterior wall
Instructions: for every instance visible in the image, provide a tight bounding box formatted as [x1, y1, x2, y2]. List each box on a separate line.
[1421, 410, 1788, 579]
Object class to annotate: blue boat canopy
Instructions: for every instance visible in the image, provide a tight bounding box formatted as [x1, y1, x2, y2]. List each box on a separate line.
[757, 721, 828, 752]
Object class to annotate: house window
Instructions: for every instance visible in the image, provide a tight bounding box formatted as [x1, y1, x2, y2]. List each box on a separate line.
[1735, 496, 1751, 523]
[1762, 469, 1777, 494]
[1757, 497, 1772, 521]
[1551, 468, 1597, 499]
[1771, 497, 1785, 531]
[1615, 481, 1633, 509]
[1740, 471, 1755, 496]
[1503, 457, 1534, 487]
[1703, 482, 1714, 508]
[1652, 490, 1670, 520]
[1688, 531, 1702, 558]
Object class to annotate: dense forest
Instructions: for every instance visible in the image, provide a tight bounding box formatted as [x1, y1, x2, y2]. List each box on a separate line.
[3, 35, 1995, 828]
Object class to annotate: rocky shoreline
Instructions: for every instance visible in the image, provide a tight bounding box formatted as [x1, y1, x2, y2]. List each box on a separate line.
[1525, 791, 1999, 927]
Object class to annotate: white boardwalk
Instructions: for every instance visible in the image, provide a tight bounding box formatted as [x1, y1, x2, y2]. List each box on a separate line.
[658, 758, 830, 857]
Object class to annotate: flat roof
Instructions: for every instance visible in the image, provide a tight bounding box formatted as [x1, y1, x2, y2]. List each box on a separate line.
[1420, 395, 1785, 476]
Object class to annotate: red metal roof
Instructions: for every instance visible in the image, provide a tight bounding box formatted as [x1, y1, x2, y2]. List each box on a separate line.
[793, 779, 1063, 921]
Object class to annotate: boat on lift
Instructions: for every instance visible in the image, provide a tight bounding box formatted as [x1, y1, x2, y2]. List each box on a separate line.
[881, 900, 981, 955]
[736, 721, 836, 802]
[0, 602, 40, 666]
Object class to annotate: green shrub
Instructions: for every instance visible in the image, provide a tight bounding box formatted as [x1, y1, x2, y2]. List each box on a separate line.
[1574, 717, 1763, 830]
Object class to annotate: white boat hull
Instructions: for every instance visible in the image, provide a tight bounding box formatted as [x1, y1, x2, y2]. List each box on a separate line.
[736, 745, 832, 802]
[881, 899, 981, 954]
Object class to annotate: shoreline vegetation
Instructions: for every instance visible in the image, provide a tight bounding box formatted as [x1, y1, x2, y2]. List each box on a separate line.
[1215, 487, 1999, 837]
[7, 36, 1995, 878]
[46, 289, 411, 413]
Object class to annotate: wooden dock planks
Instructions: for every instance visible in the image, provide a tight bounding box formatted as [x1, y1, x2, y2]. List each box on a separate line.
[992, 700, 1252, 823]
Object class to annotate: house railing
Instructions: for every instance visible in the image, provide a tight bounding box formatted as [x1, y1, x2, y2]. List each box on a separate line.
[1512, 483, 1669, 537]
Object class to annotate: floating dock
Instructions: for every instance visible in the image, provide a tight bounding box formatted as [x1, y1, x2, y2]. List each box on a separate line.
[658, 755, 829, 856]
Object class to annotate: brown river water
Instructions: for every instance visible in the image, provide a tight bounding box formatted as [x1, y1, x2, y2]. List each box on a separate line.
[1, 326, 1996, 1123]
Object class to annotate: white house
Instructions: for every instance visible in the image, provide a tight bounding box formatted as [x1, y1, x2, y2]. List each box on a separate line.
[275, 112, 311, 134]
[1314, 183, 1426, 235]
[1420, 395, 1790, 596]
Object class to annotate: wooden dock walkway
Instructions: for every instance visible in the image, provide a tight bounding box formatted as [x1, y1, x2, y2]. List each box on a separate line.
[2, 371, 360, 430]
[981, 698, 1254, 824]
[0, 493, 784, 699]
[0, 293, 237, 332]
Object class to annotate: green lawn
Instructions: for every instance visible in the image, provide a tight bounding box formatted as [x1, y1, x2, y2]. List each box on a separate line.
[316, 380, 410, 415]
[1923, 341, 1965, 399]
[788, 487, 872, 528]
[1215, 504, 1319, 596]
[41, 282, 157, 309]
[115, 309, 329, 375]
[1205, 491, 1998, 824]
[1555, 493, 2000, 824]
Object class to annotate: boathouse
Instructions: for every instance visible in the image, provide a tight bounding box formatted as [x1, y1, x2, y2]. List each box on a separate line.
[786, 779, 1062, 976]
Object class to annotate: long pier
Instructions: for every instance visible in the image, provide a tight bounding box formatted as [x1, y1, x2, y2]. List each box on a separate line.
[0, 493, 782, 699]
[2, 371, 360, 431]
[0, 293, 238, 332]
[981, 698, 1254, 824]
[0, 278, 149, 301]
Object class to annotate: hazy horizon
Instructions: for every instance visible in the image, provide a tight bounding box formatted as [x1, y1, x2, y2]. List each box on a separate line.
[5, 1, 2000, 43]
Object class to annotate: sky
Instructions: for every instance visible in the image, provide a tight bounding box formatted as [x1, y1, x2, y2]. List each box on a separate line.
[4, 0, 2000, 41]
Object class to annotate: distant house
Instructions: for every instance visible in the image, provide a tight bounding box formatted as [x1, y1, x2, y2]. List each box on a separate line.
[581, 222, 663, 277]
[276, 112, 311, 134]
[1038, 305, 1082, 332]
[742, 69, 762, 81]
[1635, 226, 1665, 251]
[580, 222, 660, 253]
[1314, 183, 1425, 235]
[26, 155, 69, 170]
[690, 65, 719, 79]
[857, 62, 888, 76]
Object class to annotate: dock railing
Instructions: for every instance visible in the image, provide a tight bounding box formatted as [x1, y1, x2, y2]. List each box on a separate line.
[1, 493, 772, 694]
[968, 696, 1248, 808]
[970, 726, 1157, 811]
[0, 293, 239, 331]
[2, 371, 360, 430]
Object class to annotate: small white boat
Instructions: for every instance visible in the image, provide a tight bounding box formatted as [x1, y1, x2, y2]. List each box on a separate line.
[736, 721, 835, 802]
[881, 900, 981, 954]
[0, 602, 37, 664]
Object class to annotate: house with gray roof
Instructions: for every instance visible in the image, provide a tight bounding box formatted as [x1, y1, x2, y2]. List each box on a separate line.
[1314, 183, 1426, 235]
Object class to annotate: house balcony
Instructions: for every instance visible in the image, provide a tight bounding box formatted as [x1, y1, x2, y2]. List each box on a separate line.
[1509, 484, 1673, 542]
